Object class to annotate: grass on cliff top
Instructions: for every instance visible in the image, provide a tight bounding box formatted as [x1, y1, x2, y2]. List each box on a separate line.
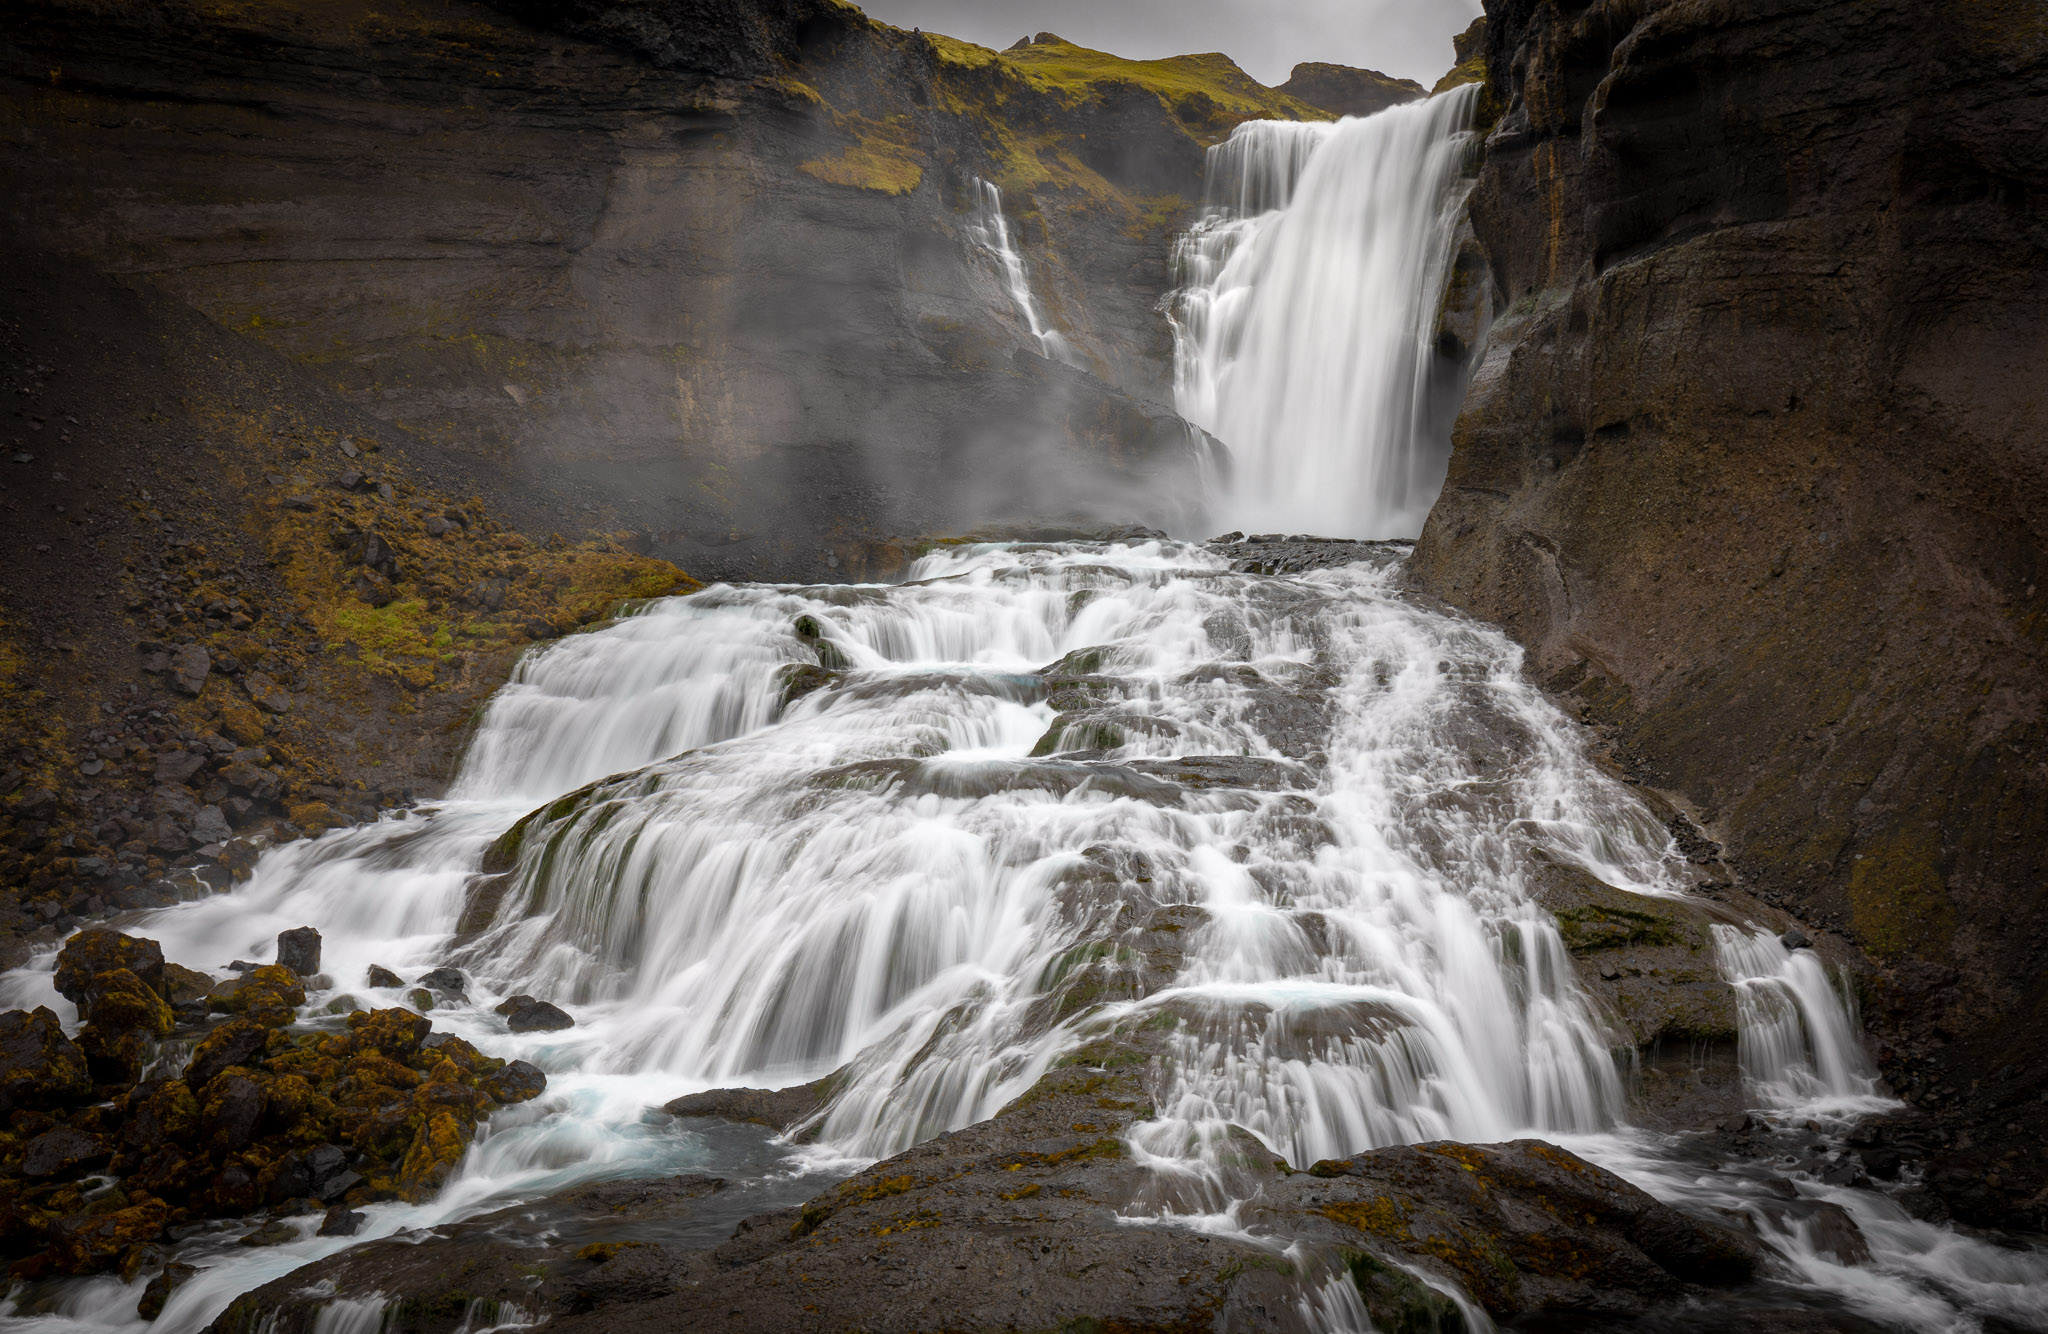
[929, 33, 1329, 129]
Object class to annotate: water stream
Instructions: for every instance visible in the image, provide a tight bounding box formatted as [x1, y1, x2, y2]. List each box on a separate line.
[5, 92, 2045, 1334]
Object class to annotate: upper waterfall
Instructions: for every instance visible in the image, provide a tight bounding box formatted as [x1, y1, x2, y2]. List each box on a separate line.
[1172, 88, 1480, 539]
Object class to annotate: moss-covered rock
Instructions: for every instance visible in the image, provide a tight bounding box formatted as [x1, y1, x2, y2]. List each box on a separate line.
[0, 1006, 92, 1113]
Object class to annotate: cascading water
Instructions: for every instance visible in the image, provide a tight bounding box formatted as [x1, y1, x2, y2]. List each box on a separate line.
[1171, 89, 1480, 540]
[966, 177, 1080, 367]
[7, 90, 2045, 1334]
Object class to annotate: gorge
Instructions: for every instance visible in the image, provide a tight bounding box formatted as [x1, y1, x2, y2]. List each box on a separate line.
[1, 1, 2045, 1332]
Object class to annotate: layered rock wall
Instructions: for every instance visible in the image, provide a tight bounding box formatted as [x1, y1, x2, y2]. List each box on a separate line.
[1413, 0, 2048, 1184]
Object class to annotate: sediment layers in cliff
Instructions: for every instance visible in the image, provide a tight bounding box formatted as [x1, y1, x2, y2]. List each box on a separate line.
[1411, 0, 2048, 1223]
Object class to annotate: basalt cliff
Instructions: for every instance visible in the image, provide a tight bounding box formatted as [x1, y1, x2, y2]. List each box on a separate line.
[1412, 0, 2048, 1224]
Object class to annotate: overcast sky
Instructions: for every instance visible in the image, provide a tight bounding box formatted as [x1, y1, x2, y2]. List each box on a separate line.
[857, 0, 1484, 88]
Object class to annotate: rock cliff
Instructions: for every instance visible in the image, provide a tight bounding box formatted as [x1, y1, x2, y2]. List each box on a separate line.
[1411, 0, 2048, 1222]
[0, 0, 1330, 583]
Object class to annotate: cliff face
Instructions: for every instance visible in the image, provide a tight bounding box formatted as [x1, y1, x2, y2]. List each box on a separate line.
[1412, 0, 2048, 1216]
[0, 0, 1327, 583]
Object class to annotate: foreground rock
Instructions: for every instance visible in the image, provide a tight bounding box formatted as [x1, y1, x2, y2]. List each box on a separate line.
[1, 929, 546, 1283]
[222, 1040, 1763, 1334]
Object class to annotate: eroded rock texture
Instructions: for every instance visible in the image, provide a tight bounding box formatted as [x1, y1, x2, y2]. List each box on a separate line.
[1411, 0, 2048, 1221]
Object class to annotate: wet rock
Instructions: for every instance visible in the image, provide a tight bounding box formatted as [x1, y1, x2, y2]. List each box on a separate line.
[496, 995, 573, 1032]
[318, 1205, 365, 1237]
[239, 1218, 301, 1246]
[416, 967, 467, 995]
[183, 1016, 276, 1088]
[1298, 1139, 1759, 1318]
[482, 1059, 546, 1105]
[0, 1006, 93, 1111]
[407, 987, 436, 1012]
[47, 1197, 168, 1276]
[137, 1261, 197, 1320]
[207, 964, 306, 1027]
[79, 966, 175, 1035]
[22, 1125, 109, 1178]
[1780, 927, 1812, 950]
[54, 928, 167, 1006]
[276, 926, 321, 976]
[200, 1072, 267, 1152]
[662, 1074, 839, 1136]
[168, 643, 211, 696]
[365, 964, 403, 988]
[162, 962, 217, 1006]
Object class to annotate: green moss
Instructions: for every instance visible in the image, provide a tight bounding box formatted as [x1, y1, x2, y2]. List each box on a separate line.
[1847, 824, 1956, 960]
[1551, 903, 1684, 952]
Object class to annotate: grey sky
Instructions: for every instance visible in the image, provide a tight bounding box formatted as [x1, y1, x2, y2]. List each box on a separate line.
[855, 0, 1484, 89]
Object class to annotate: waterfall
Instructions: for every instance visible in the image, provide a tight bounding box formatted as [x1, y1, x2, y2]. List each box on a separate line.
[1713, 925, 1886, 1114]
[1171, 89, 1480, 539]
[966, 177, 1080, 366]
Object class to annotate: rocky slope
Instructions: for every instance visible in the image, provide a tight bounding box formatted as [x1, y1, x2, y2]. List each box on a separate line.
[1410, 0, 2048, 1225]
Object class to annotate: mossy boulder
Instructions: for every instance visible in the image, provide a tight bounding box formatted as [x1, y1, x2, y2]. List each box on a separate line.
[0, 1006, 92, 1113]
[208, 965, 306, 1028]
[54, 929, 166, 1009]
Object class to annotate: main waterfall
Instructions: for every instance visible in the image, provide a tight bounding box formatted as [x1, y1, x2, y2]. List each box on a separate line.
[1172, 89, 1480, 539]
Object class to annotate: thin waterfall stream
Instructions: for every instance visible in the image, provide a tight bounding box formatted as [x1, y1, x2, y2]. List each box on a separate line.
[4, 94, 2044, 1334]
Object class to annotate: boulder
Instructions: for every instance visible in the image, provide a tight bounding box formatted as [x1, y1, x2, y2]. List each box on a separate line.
[161, 962, 217, 1006]
[365, 964, 403, 988]
[183, 1017, 275, 1088]
[662, 1074, 839, 1136]
[1296, 1140, 1759, 1320]
[0, 1006, 93, 1111]
[417, 967, 467, 995]
[207, 964, 305, 1027]
[190, 804, 233, 845]
[80, 967, 175, 1036]
[54, 928, 166, 1007]
[276, 926, 322, 976]
[22, 1125, 109, 1179]
[482, 1059, 546, 1104]
[138, 1261, 197, 1320]
[168, 643, 210, 696]
[496, 995, 573, 1032]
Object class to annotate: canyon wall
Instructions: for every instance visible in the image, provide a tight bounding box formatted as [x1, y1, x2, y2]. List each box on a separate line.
[1412, 0, 2048, 1214]
[1, 0, 1328, 582]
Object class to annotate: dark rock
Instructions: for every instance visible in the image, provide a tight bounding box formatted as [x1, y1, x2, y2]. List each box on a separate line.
[138, 1261, 197, 1320]
[1301, 1139, 1760, 1317]
[243, 672, 292, 714]
[417, 966, 467, 995]
[1781, 928, 1812, 950]
[152, 749, 206, 783]
[1277, 61, 1424, 119]
[501, 997, 573, 1032]
[200, 1073, 266, 1152]
[1410, 0, 2048, 1140]
[662, 1074, 838, 1136]
[22, 1125, 109, 1178]
[276, 926, 322, 975]
[239, 1219, 300, 1246]
[366, 964, 403, 988]
[168, 643, 210, 696]
[283, 495, 316, 512]
[482, 1059, 547, 1104]
[183, 1016, 273, 1088]
[190, 804, 233, 845]
[318, 1206, 366, 1237]
[54, 928, 167, 1008]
